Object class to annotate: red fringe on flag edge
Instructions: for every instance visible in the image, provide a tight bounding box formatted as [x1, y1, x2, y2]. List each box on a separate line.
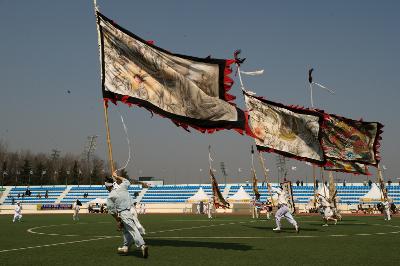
[103, 97, 253, 138]
[224, 59, 237, 104]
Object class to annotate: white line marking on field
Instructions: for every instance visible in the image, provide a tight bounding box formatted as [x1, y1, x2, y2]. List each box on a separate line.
[0, 236, 115, 253]
[145, 236, 317, 239]
[356, 233, 371, 236]
[330, 235, 347, 237]
[169, 220, 252, 222]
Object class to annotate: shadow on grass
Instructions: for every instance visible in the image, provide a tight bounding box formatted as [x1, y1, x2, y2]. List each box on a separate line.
[146, 239, 253, 251]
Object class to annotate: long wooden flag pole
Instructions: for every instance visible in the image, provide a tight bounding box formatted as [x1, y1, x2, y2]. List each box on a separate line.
[377, 164, 387, 201]
[321, 168, 327, 198]
[103, 101, 115, 174]
[257, 151, 274, 206]
[313, 165, 317, 207]
[93, 0, 115, 174]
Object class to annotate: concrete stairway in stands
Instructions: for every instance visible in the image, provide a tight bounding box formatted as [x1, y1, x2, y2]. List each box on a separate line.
[136, 188, 148, 203]
[55, 186, 72, 204]
[0, 187, 11, 204]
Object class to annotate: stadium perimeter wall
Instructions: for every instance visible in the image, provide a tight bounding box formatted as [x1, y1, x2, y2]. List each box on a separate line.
[0, 203, 355, 215]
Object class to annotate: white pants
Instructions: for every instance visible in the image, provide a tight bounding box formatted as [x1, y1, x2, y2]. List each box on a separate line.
[323, 207, 334, 219]
[275, 205, 297, 229]
[207, 207, 212, 219]
[130, 207, 146, 235]
[384, 209, 391, 221]
[13, 213, 22, 222]
[252, 207, 259, 219]
[73, 209, 80, 221]
[120, 210, 145, 248]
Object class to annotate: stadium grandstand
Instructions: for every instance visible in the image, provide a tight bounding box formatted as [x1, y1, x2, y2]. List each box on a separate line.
[0, 183, 398, 213]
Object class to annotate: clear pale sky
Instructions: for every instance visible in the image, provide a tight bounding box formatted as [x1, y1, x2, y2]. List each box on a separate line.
[0, 0, 399, 184]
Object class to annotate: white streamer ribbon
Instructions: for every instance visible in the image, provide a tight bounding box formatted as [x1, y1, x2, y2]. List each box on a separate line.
[114, 113, 132, 175]
[240, 69, 264, 76]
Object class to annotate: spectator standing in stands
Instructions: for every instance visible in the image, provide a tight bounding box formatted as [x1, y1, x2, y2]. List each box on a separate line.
[388, 179, 392, 186]
[296, 180, 300, 187]
[368, 180, 372, 187]
[73, 199, 81, 221]
[11, 197, 15, 205]
[268, 184, 299, 233]
[13, 201, 22, 222]
[343, 180, 346, 187]
[301, 181, 304, 186]
[17, 193, 20, 198]
[316, 179, 319, 188]
[105, 174, 148, 258]
[45, 190, 49, 199]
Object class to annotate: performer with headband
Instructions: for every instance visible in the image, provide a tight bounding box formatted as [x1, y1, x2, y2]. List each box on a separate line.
[105, 174, 148, 258]
[269, 184, 299, 233]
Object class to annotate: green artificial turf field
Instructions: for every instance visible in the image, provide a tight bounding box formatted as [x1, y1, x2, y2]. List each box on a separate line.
[0, 213, 399, 266]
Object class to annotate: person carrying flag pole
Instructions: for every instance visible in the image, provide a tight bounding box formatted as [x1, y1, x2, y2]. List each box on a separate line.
[105, 173, 148, 258]
[268, 183, 300, 233]
[316, 193, 337, 226]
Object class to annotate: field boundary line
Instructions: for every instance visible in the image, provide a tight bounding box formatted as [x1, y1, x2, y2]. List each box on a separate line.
[0, 236, 115, 253]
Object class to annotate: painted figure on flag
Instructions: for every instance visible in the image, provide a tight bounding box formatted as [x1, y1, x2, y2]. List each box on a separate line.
[321, 114, 383, 165]
[97, 12, 246, 131]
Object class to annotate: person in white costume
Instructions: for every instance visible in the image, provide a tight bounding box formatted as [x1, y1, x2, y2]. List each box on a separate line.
[316, 193, 337, 226]
[72, 199, 81, 221]
[13, 201, 23, 222]
[268, 184, 299, 233]
[206, 201, 213, 219]
[264, 200, 272, 220]
[130, 202, 146, 235]
[382, 200, 391, 221]
[106, 174, 148, 258]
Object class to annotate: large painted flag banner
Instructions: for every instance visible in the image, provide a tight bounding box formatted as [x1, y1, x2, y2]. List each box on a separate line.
[97, 12, 246, 133]
[209, 169, 230, 209]
[244, 93, 325, 164]
[324, 158, 370, 175]
[321, 114, 383, 165]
